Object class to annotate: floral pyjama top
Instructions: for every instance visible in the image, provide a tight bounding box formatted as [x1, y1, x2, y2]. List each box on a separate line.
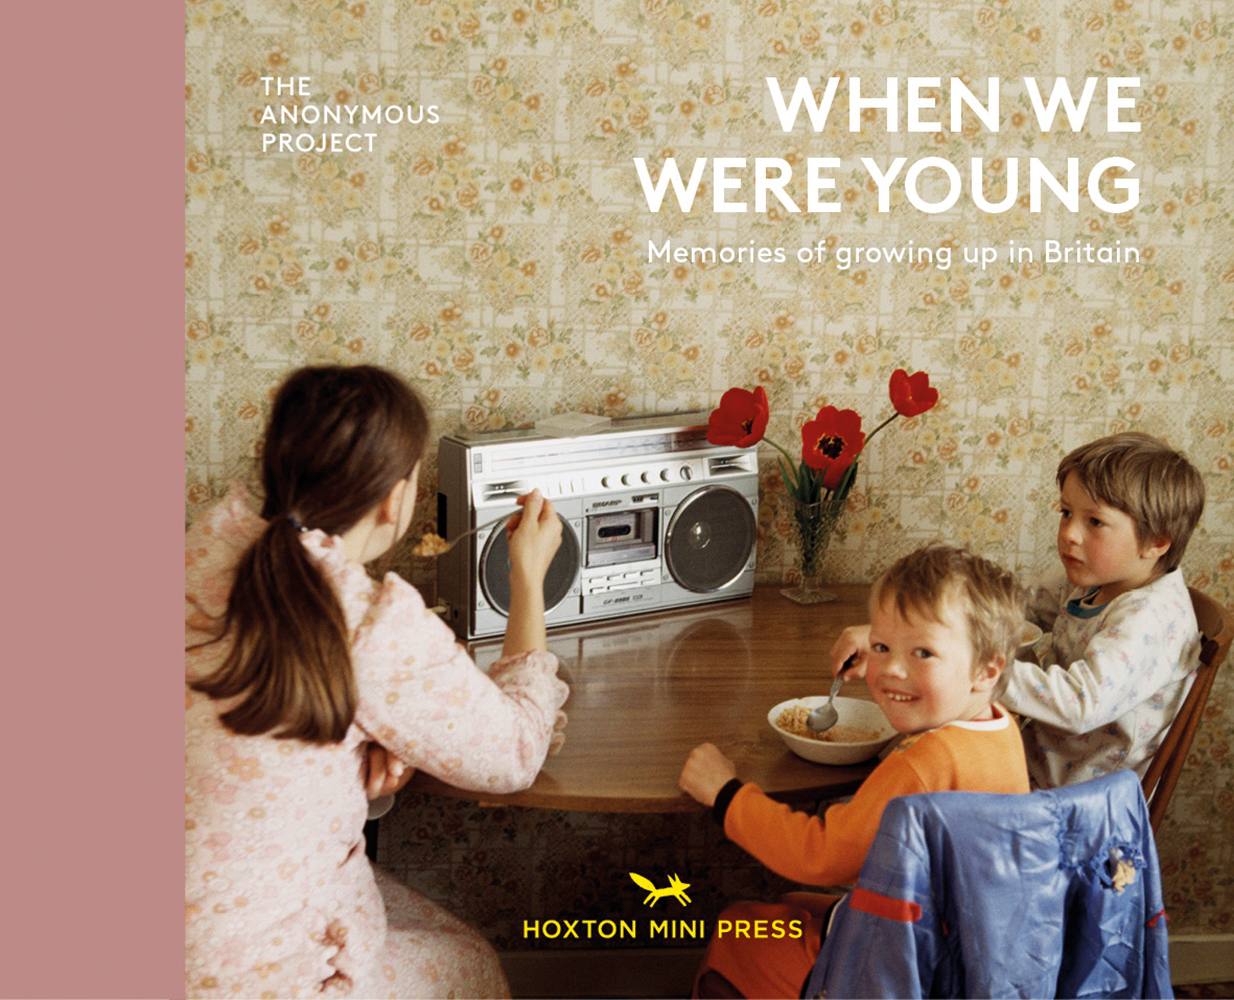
[185, 486, 568, 997]
[1003, 566, 1200, 788]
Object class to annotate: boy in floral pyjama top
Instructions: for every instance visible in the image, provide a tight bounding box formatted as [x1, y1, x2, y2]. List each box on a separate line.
[1001, 432, 1206, 787]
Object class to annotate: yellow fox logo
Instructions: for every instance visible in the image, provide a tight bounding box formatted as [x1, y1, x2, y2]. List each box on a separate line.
[629, 871, 692, 907]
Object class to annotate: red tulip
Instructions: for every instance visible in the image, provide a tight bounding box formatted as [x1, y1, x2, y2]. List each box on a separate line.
[707, 386, 770, 448]
[801, 406, 865, 490]
[888, 369, 939, 418]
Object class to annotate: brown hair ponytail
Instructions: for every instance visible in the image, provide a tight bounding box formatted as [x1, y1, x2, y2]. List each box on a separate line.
[192, 365, 429, 743]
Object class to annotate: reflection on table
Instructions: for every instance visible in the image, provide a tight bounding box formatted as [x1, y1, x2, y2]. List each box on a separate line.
[408, 584, 877, 812]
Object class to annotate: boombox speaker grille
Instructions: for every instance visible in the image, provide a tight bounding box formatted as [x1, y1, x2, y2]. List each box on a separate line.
[479, 514, 580, 616]
[665, 485, 756, 593]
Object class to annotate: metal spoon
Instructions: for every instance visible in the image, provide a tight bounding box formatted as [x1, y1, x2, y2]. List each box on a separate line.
[806, 655, 857, 733]
[413, 512, 513, 557]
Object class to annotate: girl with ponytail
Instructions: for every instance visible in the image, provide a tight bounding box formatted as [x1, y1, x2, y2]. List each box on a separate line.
[186, 365, 568, 999]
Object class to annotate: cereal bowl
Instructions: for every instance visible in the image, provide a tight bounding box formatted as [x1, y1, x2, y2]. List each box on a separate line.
[768, 696, 897, 765]
[1019, 621, 1043, 647]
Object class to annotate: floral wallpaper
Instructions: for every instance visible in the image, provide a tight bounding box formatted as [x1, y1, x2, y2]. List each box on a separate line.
[187, 0, 1232, 938]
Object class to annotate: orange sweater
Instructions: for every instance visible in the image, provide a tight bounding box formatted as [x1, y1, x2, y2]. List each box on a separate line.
[724, 704, 1030, 886]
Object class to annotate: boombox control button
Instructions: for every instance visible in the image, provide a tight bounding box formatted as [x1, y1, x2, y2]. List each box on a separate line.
[640, 471, 651, 483]
[660, 469, 671, 482]
[680, 465, 693, 480]
[620, 474, 631, 485]
[600, 476, 611, 488]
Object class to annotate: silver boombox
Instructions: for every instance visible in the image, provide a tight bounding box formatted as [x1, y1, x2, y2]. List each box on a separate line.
[434, 413, 759, 639]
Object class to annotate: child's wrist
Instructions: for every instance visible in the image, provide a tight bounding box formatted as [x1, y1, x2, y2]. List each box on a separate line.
[508, 567, 548, 596]
[711, 778, 744, 826]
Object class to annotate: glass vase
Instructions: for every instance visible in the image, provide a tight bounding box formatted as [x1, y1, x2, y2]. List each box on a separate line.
[780, 497, 842, 604]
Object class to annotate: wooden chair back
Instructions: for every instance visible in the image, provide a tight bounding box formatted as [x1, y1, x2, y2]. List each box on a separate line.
[1141, 587, 1234, 832]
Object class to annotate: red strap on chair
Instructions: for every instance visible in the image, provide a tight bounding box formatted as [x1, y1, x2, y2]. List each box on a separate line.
[849, 886, 923, 923]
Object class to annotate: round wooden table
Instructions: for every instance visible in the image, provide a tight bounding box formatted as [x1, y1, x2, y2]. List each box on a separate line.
[408, 584, 878, 812]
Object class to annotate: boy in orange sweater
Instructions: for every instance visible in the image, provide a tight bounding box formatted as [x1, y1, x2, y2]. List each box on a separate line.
[679, 544, 1031, 999]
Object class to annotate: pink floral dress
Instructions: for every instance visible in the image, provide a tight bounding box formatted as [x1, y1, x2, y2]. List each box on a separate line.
[185, 487, 568, 998]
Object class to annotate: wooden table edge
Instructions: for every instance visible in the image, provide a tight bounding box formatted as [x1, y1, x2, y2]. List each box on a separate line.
[407, 771, 870, 813]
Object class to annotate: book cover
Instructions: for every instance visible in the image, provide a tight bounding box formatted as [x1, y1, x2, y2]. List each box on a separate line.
[181, 0, 1232, 992]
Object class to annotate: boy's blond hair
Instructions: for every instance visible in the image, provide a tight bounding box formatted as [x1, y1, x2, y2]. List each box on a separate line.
[871, 543, 1027, 689]
[1056, 432, 1205, 573]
